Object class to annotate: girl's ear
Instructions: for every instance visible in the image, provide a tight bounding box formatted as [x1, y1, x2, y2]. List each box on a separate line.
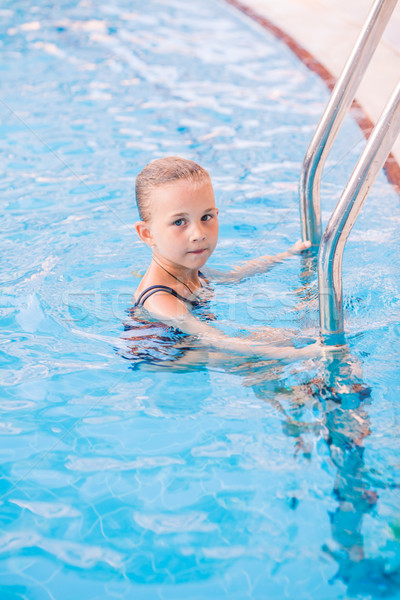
[135, 220, 154, 247]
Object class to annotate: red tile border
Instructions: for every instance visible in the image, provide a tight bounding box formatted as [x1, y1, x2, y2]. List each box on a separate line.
[225, 0, 400, 194]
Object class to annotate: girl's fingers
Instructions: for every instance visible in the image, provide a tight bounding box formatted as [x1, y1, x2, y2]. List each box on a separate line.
[291, 239, 311, 253]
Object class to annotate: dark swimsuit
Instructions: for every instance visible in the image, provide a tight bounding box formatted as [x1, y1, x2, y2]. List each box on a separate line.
[122, 273, 213, 369]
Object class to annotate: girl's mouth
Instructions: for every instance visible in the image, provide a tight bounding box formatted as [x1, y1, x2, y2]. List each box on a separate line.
[189, 249, 207, 255]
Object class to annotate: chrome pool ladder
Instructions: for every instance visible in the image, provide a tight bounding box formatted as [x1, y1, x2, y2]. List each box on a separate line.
[299, 0, 400, 343]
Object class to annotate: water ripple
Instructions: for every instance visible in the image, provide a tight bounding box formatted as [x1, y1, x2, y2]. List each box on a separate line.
[66, 455, 185, 472]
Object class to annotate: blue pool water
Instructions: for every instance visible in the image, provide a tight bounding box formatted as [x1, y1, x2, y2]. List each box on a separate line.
[1, 0, 400, 598]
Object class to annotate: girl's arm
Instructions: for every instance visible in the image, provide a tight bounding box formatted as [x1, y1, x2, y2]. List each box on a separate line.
[177, 312, 322, 361]
[140, 291, 332, 362]
[205, 239, 311, 283]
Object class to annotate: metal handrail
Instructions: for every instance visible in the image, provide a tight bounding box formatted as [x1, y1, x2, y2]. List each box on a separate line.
[299, 0, 398, 246]
[318, 81, 400, 343]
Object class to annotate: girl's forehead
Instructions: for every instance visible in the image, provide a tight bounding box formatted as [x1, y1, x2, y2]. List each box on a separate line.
[150, 178, 215, 208]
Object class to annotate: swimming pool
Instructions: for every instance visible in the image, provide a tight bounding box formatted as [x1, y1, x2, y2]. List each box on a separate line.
[1, 0, 400, 598]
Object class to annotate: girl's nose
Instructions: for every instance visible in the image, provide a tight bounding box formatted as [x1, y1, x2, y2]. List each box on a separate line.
[190, 223, 206, 242]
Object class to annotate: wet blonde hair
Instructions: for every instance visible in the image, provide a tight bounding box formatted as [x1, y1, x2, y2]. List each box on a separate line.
[135, 156, 211, 221]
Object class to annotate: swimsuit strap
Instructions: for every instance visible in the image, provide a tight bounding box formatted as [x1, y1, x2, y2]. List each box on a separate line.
[134, 285, 192, 308]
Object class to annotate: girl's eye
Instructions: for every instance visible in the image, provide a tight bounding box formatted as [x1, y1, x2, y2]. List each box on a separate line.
[201, 214, 212, 221]
[173, 218, 184, 226]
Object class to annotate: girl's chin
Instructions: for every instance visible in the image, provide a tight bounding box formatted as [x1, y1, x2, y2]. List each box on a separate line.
[164, 251, 210, 269]
[187, 252, 209, 265]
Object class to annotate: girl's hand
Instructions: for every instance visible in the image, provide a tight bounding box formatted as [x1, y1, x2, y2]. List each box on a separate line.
[295, 339, 347, 360]
[289, 239, 312, 254]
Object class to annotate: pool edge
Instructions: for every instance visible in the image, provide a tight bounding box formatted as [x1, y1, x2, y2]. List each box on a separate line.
[224, 0, 400, 195]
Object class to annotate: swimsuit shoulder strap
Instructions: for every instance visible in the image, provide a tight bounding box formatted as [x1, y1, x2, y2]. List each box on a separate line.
[134, 285, 190, 308]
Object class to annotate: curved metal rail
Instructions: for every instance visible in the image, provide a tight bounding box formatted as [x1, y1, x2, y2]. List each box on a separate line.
[318, 81, 400, 343]
[299, 0, 398, 246]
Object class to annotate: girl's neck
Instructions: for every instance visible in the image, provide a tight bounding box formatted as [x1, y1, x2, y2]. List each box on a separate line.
[151, 253, 201, 293]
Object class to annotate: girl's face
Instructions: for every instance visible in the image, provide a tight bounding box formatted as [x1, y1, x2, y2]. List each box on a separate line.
[138, 178, 219, 271]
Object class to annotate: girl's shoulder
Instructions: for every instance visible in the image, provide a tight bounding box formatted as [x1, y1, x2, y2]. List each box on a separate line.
[133, 284, 190, 309]
[134, 270, 211, 309]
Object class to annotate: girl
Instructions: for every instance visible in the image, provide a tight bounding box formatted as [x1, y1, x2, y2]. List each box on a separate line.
[131, 156, 330, 361]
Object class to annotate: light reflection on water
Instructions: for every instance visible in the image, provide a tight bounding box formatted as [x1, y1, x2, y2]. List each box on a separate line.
[1, 0, 400, 598]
